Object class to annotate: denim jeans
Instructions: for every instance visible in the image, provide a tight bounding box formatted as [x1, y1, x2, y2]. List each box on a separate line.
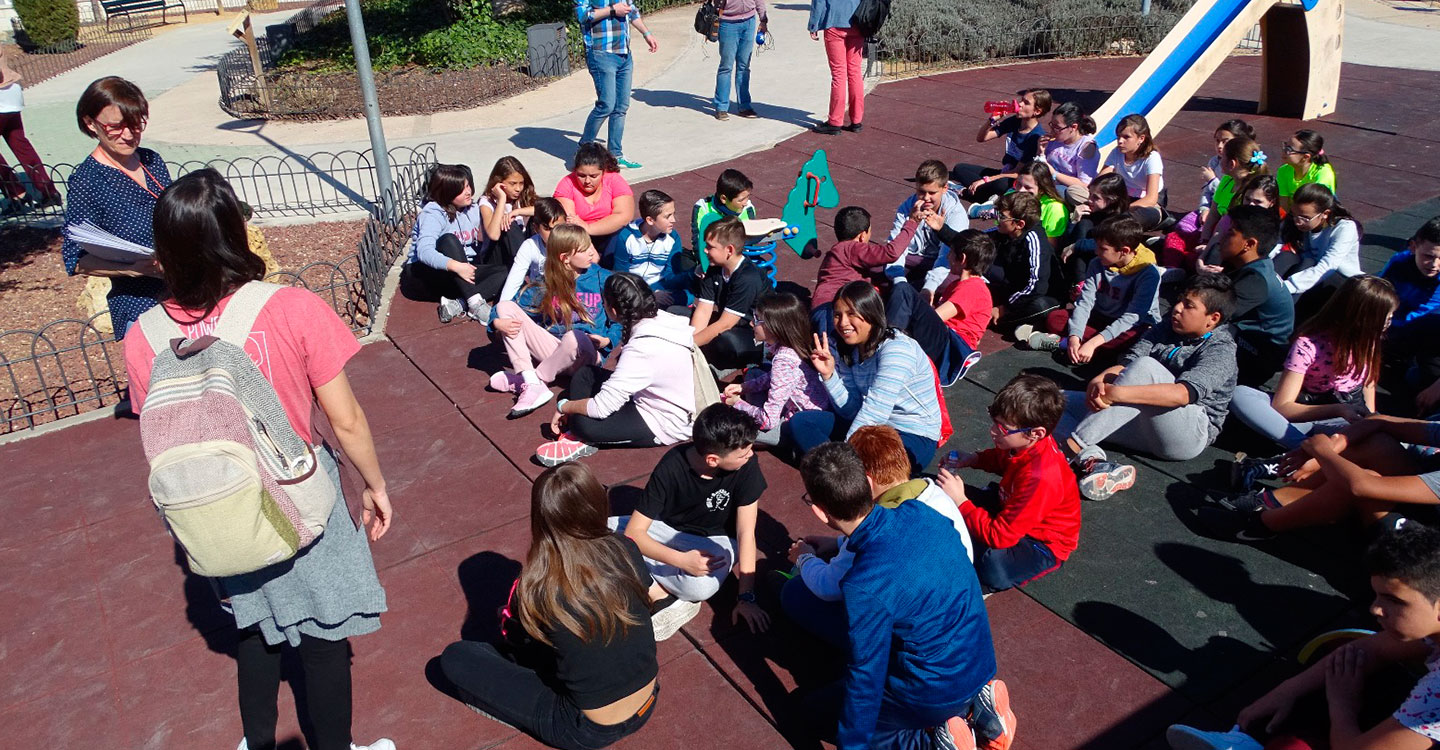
[886, 282, 976, 386]
[783, 410, 938, 474]
[582, 49, 633, 159]
[780, 575, 848, 650]
[714, 15, 757, 112]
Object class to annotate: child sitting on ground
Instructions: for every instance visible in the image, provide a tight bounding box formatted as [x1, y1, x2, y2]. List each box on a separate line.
[684, 217, 773, 370]
[884, 159, 970, 297]
[499, 197, 568, 303]
[782, 425, 975, 649]
[1168, 521, 1440, 750]
[1061, 172, 1130, 285]
[722, 292, 831, 447]
[1013, 160, 1070, 242]
[884, 229, 993, 385]
[811, 203, 924, 333]
[1276, 183, 1361, 303]
[937, 374, 1080, 593]
[476, 156, 537, 271]
[1382, 217, 1440, 407]
[986, 190, 1059, 332]
[1024, 215, 1161, 366]
[1278, 128, 1337, 210]
[611, 189, 688, 306]
[1057, 274, 1238, 500]
[1161, 136, 1268, 274]
[691, 168, 756, 271]
[1218, 204, 1294, 388]
[610, 404, 768, 640]
[1098, 113, 1167, 230]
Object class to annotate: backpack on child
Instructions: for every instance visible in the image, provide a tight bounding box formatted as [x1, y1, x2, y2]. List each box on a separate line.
[136, 282, 338, 578]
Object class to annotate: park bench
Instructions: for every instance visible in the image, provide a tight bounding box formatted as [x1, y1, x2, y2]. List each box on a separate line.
[101, 0, 187, 31]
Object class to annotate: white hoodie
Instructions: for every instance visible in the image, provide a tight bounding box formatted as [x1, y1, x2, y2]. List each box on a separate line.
[586, 311, 697, 444]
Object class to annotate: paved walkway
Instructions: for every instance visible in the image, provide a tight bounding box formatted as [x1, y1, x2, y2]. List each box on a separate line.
[6, 51, 1440, 750]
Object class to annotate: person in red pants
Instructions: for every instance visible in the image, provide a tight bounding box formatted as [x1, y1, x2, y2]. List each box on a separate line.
[808, 0, 865, 135]
[0, 50, 60, 215]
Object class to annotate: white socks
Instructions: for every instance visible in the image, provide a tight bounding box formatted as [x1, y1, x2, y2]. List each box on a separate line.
[521, 369, 542, 385]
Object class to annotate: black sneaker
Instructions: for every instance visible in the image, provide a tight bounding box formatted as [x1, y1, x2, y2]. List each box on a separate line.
[1230, 452, 1280, 492]
[1206, 487, 1276, 513]
[1196, 505, 1275, 542]
[812, 122, 842, 135]
[842, 122, 864, 132]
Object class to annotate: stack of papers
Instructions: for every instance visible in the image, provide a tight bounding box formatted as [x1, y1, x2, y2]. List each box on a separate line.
[65, 221, 154, 264]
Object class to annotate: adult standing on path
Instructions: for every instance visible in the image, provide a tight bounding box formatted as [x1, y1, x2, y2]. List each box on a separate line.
[808, 0, 864, 135]
[62, 76, 171, 339]
[712, 0, 767, 120]
[576, 0, 659, 170]
[0, 49, 60, 215]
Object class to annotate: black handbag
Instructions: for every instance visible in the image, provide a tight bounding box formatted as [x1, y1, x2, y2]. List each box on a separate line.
[849, 0, 892, 38]
[694, 0, 720, 41]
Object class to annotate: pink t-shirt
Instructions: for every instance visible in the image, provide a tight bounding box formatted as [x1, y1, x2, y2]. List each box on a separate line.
[553, 171, 633, 224]
[1283, 334, 1367, 395]
[937, 275, 993, 349]
[124, 287, 361, 439]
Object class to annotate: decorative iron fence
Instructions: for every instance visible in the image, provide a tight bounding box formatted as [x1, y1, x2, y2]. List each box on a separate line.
[0, 144, 435, 434]
[4, 21, 152, 86]
[0, 143, 437, 229]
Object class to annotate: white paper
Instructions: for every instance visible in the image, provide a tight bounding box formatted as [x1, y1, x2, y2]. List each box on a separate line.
[65, 221, 154, 264]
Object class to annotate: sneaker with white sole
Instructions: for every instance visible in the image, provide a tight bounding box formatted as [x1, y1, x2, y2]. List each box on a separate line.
[946, 350, 983, 386]
[353, 741, 397, 750]
[467, 300, 494, 325]
[968, 203, 998, 220]
[1165, 724, 1263, 750]
[1012, 324, 1036, 342]
[488, 370, 522, 393]
[1230, 451, 1280, 492]
[1027, 332, 1063, 351]
[437, 297, 463, 323]
[1077, 458, 1136, 501]
[509, 382, 553, 418]
[536, 433, 599, 466]
[651, 598, 701, 641]
[938, 679, 1016, 750]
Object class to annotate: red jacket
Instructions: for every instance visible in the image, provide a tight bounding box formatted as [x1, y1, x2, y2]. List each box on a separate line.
[811, 218, 920, 310]
[960, 436, 1081, 560]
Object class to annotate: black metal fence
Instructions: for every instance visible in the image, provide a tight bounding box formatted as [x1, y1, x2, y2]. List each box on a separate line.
[0, 144, 435, 434]
[4, 21, 152, 86]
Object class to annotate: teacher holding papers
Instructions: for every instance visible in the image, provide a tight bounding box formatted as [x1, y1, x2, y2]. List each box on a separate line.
[62, 76, 171, 339]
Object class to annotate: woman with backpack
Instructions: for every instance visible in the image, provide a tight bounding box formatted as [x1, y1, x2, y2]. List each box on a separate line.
[123, 169, 394, 750]
[535, 272, 699, 467]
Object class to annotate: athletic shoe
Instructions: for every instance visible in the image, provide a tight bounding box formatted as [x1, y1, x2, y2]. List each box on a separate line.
[1230, 451, 1280, 491]
[948, 350, 983, 385]
[616, 157, 643, 169]
[1077, 458, 1136, 501]
[1195, 505, 1275, 543]
[1206, 487, 1278, 513]
[968, 203, 998, 220]
[467, 299, 494, 325]
[1027, 332, 1063, 351]
[812, 122, 842, 135]
[737, 109, 760, 119]
[1165, 724, 1263, 750]
[938, 679, 1016, 750]
[353, 741, 397, 750]
[715, 111, 730, 121]
[488, 370, 522, 393]
[437, 297, 463, 323]
[536, 434, 599, 467]
[1013, 324, 1036, 342]
[932, 722, 975, 750]
[508, 382, 553, 418]
[842, 122, 864, 132]
[651, 598, 701, 641]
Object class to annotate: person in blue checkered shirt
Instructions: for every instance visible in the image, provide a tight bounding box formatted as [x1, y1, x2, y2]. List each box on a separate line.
[575, 0, 659, 170]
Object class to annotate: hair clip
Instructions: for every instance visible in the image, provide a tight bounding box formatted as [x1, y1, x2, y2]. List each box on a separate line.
[1249, 150, 1268, 167]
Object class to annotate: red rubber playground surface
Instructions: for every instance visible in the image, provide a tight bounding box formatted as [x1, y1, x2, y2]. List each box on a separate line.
[6, 55, 1440, 749]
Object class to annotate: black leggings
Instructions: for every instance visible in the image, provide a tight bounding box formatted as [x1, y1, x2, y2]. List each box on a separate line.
[237, 628, 352, 750]
[566, 365, 661, 447]
[408, 233, 510, 303]
[441, 640, 656, 750]
[1129, 189, 1170, 231]
[950, 163, 1013, 204]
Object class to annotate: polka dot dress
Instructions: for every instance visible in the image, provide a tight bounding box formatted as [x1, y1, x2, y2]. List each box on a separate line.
[61, 147, 172, 339]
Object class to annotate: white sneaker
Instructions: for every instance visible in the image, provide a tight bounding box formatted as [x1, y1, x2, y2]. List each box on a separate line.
[353, 740, 397, 750]
[1013, 324, 1036, 342]
[651, 599, 701, 641]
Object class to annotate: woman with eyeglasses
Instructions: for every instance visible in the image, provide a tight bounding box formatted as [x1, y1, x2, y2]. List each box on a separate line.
[1277, 129, 1336, 211]
[62, 76, 171, 339]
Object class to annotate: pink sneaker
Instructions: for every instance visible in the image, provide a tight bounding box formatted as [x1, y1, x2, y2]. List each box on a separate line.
[489, 370, 522, 393]
[536, 433, 598, 466]
[508, 382, 553, 418]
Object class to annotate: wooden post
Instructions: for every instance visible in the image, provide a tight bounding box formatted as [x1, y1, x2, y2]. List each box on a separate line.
[228, 12, 271, 109]
[1259, 0, 1343, 120]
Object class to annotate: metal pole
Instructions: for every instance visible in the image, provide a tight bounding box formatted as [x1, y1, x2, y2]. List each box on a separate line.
[343, 0, 394, 216]
[1141, 0, 1151, 15]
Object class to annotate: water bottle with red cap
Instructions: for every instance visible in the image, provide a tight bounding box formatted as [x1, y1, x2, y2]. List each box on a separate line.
[983, 100, 1017, 118]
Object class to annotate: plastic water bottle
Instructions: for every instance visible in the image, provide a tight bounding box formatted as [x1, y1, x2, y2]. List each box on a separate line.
[756, 31, 767, 46]
[940, 450, 962, 473]
[983, 99, 1017, 117]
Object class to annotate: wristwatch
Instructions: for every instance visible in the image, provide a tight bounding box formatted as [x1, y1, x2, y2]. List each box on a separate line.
[737, 591, 757, 604]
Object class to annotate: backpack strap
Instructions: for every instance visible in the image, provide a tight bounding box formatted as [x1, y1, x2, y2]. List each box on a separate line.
[211, 282, 284, 346]
[137, 303, 184, 358]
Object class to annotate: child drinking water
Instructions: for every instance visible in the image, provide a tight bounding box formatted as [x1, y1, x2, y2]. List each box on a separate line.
[1099, 114, 1167, 230]
[722, 292, 831, 446]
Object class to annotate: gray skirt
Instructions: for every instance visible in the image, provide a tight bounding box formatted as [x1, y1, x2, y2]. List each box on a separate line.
[218, 447, 388, 647]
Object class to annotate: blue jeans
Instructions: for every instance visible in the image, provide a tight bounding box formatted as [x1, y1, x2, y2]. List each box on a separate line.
[714, 15, 757, 112]
[885, 282, 976, 386]
[784, 410, 938, 474]
[582, 49, 633, 158]
[780, 575, 848, 650]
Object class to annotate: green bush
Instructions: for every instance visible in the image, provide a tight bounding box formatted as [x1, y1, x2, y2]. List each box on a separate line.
[13, 0, 81, 50]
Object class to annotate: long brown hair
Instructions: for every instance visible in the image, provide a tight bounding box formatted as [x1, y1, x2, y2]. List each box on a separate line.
[153, 169, 266, 319]
[426, 164, 473, 221]
[754, 292, 814, 361]
[516, 464, 649, 646]
[1296, 275, 1398, 388]
[484, 156, 536, 210]
[533, 223, 592, 328]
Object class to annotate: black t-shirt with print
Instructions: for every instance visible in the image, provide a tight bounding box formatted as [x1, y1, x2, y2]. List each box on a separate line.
[637, 445, 767, 537]
[697, 257, 771, 324]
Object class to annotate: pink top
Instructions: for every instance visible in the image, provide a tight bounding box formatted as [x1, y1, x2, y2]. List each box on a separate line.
[124, 287, 360, 439]
[937, 275, 993, 349]
[1283, 334, 1367, 395]
[553, 171, 634, 224]
[735, 346, 831, 431]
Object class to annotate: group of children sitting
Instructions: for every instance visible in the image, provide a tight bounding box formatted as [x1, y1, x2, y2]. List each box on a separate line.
[414, 96, 1440, 750]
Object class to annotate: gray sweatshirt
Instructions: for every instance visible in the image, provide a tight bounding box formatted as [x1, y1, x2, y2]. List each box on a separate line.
[1068, 258, 1163, 341]
[1119, 323, 1238, 443]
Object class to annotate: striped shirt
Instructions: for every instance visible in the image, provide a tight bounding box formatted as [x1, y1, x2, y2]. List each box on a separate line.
[824, 332, 942, 441]
[575, 0, 641, 54]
